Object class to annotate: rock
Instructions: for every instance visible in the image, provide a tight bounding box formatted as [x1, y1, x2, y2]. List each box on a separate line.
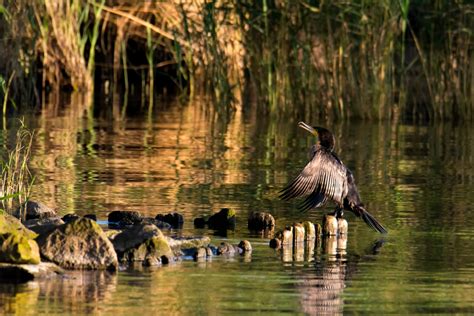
[167, 236, 211, 253]
[63, 214, 97, 223]
[141, 217, 172, 229]
[104, 229, 121, 241]
[238, 240, 252, 253]
[179, 245, 214, 260]
[107, 210, 142, 228]
[84, 214, 97, 221]
[193, 217, 207, 228]
[13, 201, 57, 222]
[207, 208, 236, 230]
[323, 215, 338, 236]
[121, 236, 174, 265]
[62, 213, 81, 223]
[36, 218, 118, 270]
[216, 242, 239, 255]
[0, 233, 40, 264]
[24, 217, 65, 236]
[0, 214, 40, 264]
[269, 238, 281, 249]
[248, 212, 275, 230]
[111, 223, 174, 265]
[0, 213, 37, 239]
[0, 262, 63, 283]
[155, 212, 184, 228]
[112, 223, 163, 254]
[193, 247, 208, 260]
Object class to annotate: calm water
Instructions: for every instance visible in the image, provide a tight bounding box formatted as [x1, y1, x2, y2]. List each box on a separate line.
[1, 96, 474, 314]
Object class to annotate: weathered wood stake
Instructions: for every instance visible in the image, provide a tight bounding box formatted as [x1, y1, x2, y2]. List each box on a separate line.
[293, 223, 305, 245]
[281, 226, 293, 245]
[323, 215, 338, 236]
[303, 221, 316, 241]
[337, 218, 348, 235]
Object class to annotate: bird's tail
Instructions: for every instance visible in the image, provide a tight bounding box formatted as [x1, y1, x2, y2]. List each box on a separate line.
[353, 205, 388, 234]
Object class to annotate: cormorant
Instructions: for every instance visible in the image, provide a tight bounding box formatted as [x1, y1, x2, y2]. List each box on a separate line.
[280, 122, 387, 234]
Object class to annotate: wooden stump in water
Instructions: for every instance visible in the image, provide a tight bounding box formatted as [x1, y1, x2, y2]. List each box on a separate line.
[303, 221, 316, 241]
[337, 218, 348, 235]
[282, 226, 293, 245]
[337, 235, 347, 256]
[323, 235, 338, 255]
[315, 223, 322, 238]
[323, 215, 338, 236]
[270, 216, 349, 261]
[293, 223, 305, 245]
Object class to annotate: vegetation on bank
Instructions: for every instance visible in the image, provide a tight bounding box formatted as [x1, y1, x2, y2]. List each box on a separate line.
[0, 1, 472, 121]
[0, 121, 34, 218]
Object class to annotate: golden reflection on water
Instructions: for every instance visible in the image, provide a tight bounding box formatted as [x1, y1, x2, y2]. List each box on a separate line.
[28, 94, 260, 217]
[0, 271, 117, 315]
[3, 94, 474, 314]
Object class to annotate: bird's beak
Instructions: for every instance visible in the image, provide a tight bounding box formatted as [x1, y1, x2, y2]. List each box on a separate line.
[298, 121, 318, 136]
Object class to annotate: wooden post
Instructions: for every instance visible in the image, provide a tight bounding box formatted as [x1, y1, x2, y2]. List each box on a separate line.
[323, 215, 338, 236]
[282, 226, 293, 245]
[293, 223, 305, 245]
[323, 235, 338, 256]
[337, 235, 347, 256]
[303, 221, 316, 241]
[294, 244, 304, 262]
[282, 246, 292, 262]
[337, 218, 348, 235]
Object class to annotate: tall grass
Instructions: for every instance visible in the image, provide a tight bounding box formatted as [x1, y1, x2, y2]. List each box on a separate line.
[0, 1, 472, 121]
[0, 121, 35, 218]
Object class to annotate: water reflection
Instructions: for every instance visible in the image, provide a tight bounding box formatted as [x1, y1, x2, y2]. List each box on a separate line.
[0, 271, 117, 315]
[0, 95, 473, 313]
[294, 238, 384, 315]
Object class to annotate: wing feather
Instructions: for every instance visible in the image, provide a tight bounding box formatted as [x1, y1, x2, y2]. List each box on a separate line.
[280, 149, 348, 206]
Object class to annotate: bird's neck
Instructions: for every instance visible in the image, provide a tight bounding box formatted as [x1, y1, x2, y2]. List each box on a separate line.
[317, 141, 334, 152]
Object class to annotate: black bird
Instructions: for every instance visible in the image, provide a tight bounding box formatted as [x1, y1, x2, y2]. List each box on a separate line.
[280, 122, 387, 234]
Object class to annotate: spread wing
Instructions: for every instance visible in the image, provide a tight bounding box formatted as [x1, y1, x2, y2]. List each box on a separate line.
[280, 149, 348, 210]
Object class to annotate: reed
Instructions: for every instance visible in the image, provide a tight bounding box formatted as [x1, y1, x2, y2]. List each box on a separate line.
[0, 1, 472, 121]
[0, 121, 35, 217]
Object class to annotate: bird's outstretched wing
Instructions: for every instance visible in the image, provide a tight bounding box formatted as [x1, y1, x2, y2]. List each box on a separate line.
[279, 149, 348, 209]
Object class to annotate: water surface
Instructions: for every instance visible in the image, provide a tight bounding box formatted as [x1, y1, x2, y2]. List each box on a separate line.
[1, 97, 474, 314]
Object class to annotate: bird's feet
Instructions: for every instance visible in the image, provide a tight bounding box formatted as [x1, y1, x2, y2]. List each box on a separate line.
[332, 207, 344, 219]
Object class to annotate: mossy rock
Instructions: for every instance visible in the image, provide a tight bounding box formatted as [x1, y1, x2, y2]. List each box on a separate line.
[167, 236, 211, 252]
[112, 223, 164, 253]
[0, 214, 37, 239]
[121, 236, 173, 265]
[0, 262, 63, 283]
[208, 208, 236, 230]
[36, 217, 118, 270]
[0, 233, 40, 264]
[13, 201, 57, 222]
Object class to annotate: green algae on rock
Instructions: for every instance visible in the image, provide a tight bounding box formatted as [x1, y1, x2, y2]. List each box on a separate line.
[0, 233, 40, 264]
[0, 214, 40, 264]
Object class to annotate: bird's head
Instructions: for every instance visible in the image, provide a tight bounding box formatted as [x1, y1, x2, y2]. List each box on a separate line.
[298, 122, 335, 151]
